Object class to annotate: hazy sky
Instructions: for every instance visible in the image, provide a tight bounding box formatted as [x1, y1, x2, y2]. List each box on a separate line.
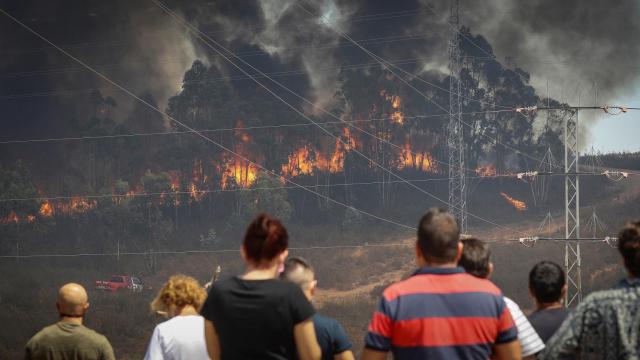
[588, 91, 640, 153]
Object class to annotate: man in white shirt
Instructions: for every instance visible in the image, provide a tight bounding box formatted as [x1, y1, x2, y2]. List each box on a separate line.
[459, 238, 545, 359]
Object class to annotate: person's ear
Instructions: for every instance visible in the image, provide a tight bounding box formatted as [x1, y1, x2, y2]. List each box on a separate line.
[487, 262, 494, 278]
[84, 302, 90, 311]
[310, 279, 317, 295]
[415, 242, 426, 266]
[454, 241, 464, 262]
[279, 250, 289, 264]
[561, 283, 568, 298]
[240, 245, 247, 262]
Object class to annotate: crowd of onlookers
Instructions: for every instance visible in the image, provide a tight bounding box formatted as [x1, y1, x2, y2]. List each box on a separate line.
[23, 210, 640, 359]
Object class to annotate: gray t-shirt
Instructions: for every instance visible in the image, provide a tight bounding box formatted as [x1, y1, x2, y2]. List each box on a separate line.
[25, 322, 115, 360]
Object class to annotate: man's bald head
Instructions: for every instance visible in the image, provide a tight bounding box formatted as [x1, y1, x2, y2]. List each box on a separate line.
[57, 283, 89, 318]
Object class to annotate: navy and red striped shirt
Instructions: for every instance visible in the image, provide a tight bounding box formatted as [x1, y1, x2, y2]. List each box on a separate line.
[365, 267, 517, 359]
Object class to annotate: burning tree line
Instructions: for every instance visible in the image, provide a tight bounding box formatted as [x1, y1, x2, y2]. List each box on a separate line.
[1, 29, 566, 228]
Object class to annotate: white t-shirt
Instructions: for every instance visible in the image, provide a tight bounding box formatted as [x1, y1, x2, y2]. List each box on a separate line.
[504, 297, 545, 357]
[144, 315, 209, 360]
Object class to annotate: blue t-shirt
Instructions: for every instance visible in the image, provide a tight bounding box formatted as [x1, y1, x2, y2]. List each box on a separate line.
[313, 314, 352, 360]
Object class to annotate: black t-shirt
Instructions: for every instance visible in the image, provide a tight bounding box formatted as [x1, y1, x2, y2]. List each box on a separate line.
[201, 277, 315, 360]
[528, 307, 569, 343]
[313, 314, 352, 360]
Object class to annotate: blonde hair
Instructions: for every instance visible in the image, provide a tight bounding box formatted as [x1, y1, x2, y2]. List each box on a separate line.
[150, 275, 207, 313]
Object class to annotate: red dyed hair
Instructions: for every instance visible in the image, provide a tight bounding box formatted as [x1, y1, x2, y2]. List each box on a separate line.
[243, 213, 289, 263]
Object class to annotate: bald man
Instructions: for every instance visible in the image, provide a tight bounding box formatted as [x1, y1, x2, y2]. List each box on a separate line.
[281, 257, 355, 360]
[25, 283, 115, 360]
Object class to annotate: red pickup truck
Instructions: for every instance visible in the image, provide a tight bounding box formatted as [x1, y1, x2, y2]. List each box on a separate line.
[95, 275, 144, 293]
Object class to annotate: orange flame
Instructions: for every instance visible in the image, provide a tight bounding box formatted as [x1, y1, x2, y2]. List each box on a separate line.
[189, 182, 206, 201]
[1, 211, 20, 224]
[381, 91, 404, 124]
[475, 164, 497, 177]
[500, 192, 526, 211]
[39, 201, 54, 217]
[282, 146, 315, 177]
[398, 144, 435, 172]
[221, 157, 259, 188]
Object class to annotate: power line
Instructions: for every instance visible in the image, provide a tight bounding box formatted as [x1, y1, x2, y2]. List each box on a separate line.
[0, 174, 525, 203]
[0, 109, 513, 145]
[0, 236, 616, 260]
[0, 5, 415, 232]
[0, 33, 435, 79]
[153, 0, 527, 237]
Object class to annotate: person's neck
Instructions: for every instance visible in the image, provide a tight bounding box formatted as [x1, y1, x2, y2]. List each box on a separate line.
[242, 264, 279, 280]
[177, 305, 198, 316]
[60, 316, 83, 325]
[537, 301, 563, 311]
[422, 260, 459, 269]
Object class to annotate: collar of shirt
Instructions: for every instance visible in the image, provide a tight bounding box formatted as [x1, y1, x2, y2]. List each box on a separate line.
[413, 266, 465, 276]
[617, 277, 640, 288]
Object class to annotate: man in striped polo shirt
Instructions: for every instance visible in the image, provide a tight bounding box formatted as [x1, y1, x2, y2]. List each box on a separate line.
[459, 238, 545, 359]
[362, 209, 521, 360]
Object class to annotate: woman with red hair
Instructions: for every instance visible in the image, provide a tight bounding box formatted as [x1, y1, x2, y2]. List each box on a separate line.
[201, 214, 321, 360]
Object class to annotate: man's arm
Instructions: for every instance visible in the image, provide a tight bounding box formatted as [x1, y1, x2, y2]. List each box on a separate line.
[493, 340, 521, 360]
[294, 319, 321, 360]
[334, 350, 355, 360]
[361, 348, 387, 360]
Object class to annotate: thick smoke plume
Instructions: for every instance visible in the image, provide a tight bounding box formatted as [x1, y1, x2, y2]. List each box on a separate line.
[2, 0, 638, 137]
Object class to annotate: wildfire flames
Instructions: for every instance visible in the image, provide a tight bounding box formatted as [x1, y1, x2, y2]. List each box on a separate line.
[281, 128, 357, 177]
[500, 192, 527, 211]
[1, 211, 20, 224]
[221, 156, 259, 189]
[39, 201, 53, 217]
[475, 164, 497, 177]
[399, 144, 435, 172]
[381, 90, 404, 124]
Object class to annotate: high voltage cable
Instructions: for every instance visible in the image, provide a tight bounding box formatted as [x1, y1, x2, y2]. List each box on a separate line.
[0, 174, 526, 203]
[4, 171, 636, 203]
[0, 6, 415, 232]
[0, 237, 615, 260]
[152, 1, 527, 237]
[1, 34, 435, 79]
[3, 7, 435, 55]
[0, 109, 514, 145]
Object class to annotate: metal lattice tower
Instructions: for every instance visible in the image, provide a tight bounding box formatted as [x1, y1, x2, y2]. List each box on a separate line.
[447, 0, 467, 233]
[564, 111, 581, 306]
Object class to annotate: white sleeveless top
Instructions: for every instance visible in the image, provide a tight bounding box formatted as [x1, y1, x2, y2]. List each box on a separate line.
[144, 315, 209, 360]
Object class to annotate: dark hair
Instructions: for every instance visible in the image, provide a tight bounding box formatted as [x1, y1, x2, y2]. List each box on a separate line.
[529, 261, 565, 303]
[618, 220, 640, 277]
[459, 238, 491, 278]
[417, 208, 460, 263]
[281, 257, 314, 289]
[243, 213, 288, 264]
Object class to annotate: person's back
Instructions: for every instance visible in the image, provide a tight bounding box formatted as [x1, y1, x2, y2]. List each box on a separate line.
[541, 220, 640, 360]
[146, 315, 208, 360]
[542, 285, 640, 359]
[527, 261, 569, 343]
[26, 322, 113, 360]
[366, 267, 516, 358]
[202, 276, 313, 359]
[527, 308, 568, 343]
[25, 283, 115, 360]
[144, 275, 209, 360]
[313, 314, 352, 360]
[363, 209, 519, 360]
